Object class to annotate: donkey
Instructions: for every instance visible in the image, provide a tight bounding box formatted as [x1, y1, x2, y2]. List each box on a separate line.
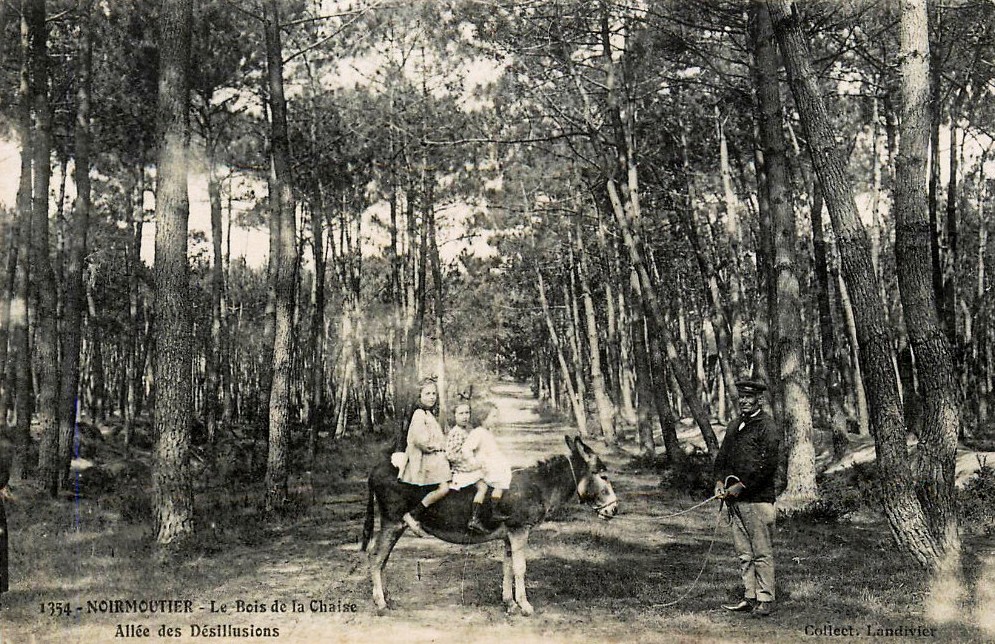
[360, 435, 619, 616]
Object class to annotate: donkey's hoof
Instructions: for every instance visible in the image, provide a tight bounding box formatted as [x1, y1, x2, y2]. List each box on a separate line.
[519, 601, 534, 616]
[504, 601, 519, 615]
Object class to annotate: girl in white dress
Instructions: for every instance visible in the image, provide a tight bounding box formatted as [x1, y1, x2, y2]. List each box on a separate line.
[446, 401, 512, 533]
[398, 380, 451, 537]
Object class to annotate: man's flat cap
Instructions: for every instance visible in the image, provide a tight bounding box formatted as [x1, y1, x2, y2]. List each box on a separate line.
[735, 378, 767, 394]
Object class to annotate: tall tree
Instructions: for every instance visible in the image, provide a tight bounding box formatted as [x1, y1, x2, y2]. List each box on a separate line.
[26, 0, 62, 496]
[152, 0, 195, 546]
[893, 0, 961, 562]
[749, 2, 816, 506]
[8, 5, 33, 481]
[766, 0, 941, 568]
[263, 0, 297, 511]
[575, 219, 617, 443]
[59, 0, 95, 490]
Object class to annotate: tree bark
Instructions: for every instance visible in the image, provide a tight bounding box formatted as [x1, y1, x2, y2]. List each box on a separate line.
[8, 8, 32, 482]
[811, 184, 849, 460]
[263, 0, 296, 511]
[124, 165, 144, 448]
[575, 221, 617, 443]
[750, 2, 816, 506]
[536, 268, 587, 435]
[25, 0, 61, 496]
[426, 187, 446, 426]
[767, 0, 941, 568]
[152, 0, 195, 546]
[629, 269, 686, 468]
[59, 0, 94, 491]
[606, 179, 718, 453]
[894, 0, 961, 561]
[308, 193, 326, 458]
[564, 271, 588, 432]
[206, 146, 224, 445]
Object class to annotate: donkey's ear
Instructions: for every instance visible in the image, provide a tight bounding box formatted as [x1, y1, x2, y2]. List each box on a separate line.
[565, 435, 577, 451]
[573, 437, 593, 463]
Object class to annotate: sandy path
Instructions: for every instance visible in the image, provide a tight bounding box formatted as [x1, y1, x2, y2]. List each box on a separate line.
[3, 382, 891, 644]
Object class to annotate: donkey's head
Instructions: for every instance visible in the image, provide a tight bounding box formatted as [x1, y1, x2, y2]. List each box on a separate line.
[565, 436, 619, 520]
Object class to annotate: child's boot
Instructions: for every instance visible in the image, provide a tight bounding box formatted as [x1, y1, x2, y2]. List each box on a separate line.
[403, 503, 430, 538]
[489, 496, 510, 523]
[468, 502, 488, 533]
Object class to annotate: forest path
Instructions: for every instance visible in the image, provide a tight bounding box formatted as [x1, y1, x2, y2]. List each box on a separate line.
[4, 383, 991, 642]
[263, 382, 773, 643]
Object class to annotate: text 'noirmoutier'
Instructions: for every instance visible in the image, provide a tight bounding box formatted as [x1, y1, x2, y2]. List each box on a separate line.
[42, 597, 359, 617]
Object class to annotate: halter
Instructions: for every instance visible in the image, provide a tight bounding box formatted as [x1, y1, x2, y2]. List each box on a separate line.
[566, 455, 616, 513]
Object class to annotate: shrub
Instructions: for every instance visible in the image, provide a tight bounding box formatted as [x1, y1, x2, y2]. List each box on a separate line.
[118, 490, 153, 525]
[658, 447, 714, 497]
[795, 461, 884, 523]
[958, 460, 995, 534]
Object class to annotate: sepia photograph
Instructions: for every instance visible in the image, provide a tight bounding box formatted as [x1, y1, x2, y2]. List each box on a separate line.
[0, 0, 993, 641]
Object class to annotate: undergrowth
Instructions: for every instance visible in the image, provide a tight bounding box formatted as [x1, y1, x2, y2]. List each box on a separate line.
[959, 461, 995, 535]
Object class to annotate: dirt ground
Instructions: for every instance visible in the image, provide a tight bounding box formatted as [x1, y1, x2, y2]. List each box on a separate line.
[2, 383, 993, 643]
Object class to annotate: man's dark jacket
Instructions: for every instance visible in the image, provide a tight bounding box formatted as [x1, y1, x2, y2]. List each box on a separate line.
[713, 410, 781, 503]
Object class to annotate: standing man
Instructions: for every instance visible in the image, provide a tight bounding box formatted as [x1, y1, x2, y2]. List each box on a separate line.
[713, 378, 782, 617]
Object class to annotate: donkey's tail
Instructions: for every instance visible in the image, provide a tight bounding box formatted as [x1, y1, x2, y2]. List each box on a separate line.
[360, 478, 376, 552]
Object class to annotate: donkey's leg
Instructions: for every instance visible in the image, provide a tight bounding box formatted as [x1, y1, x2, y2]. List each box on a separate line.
[370, 522, 406, 610]
[508, 528, 533, 616]
[502, 537, 515, 613]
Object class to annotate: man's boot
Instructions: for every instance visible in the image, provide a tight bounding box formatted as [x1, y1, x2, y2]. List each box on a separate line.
[467, 502, 488, 533]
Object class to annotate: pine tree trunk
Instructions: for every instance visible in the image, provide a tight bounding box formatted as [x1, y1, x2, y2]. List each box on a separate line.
[645, 314, 688, 469]
[0, 207, 16, 424]
[25, 0, 61, 497]
[943, 112, 960, 348]
[152, 0, 195, 546]
[975, 165, 989, 425]
[536, 269, 587, 435]
[767, 0, 941, 568]
[59, 0, 93, 490]
[205, 146, 224, 445]
[308, 193, 326, 458]
[564, 274, 588, 433]
[811, 186, 850, 460]
[751, 126, 777, 388]
[264, 0, 296, 511]
[124, 165, 143, 448]
[0, 10, 31, 438]
[575, 222, 617, 443]
[894, 0, 961, 561]
[596, 209, 634, 425]
[9, 14, 31, 480]
[630, 311, 656, 459]
[629, 269, 686, 467]
[606, 180, 718, 453]
[426, 191, 446, 425]
[750, 2, 816, 506]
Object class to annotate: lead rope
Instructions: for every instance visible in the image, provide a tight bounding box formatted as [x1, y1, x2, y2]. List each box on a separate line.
[650, 506, 725, 609]
[657, 494, 720, 519]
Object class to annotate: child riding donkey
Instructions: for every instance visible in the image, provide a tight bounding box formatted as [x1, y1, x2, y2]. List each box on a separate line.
[447, 397, 512, 533]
